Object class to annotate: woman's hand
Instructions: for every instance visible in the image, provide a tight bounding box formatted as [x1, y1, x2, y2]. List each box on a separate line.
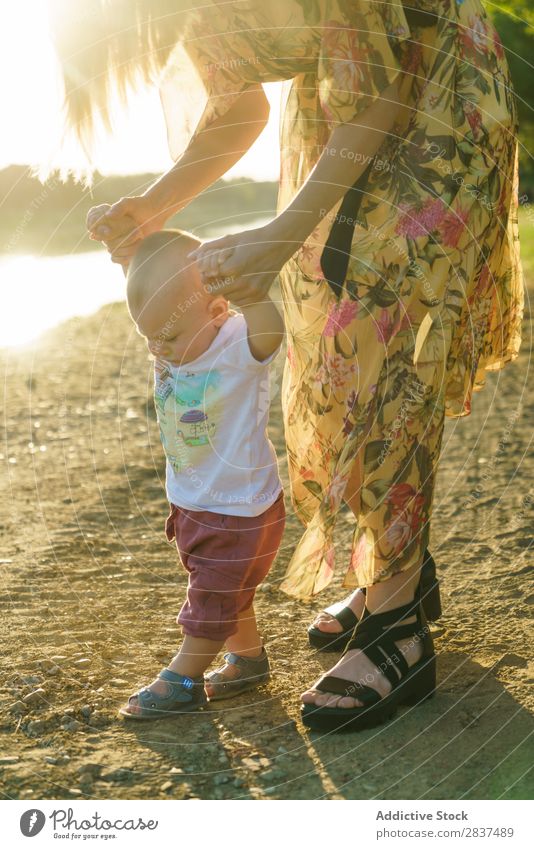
[86, 196, 169, 269]
[188, 224, 296, 306]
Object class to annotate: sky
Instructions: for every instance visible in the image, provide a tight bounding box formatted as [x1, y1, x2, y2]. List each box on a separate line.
[0, 0, 281, 181]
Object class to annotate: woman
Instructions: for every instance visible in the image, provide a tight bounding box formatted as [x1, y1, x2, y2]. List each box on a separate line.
[50, 0, 523, 731]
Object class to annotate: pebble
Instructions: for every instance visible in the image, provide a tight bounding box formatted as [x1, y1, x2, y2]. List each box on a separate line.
[102, 768, 134, 783]
[74, 658, 91, 668]
[64, 720, 84, 732]
[68, 789, 82, 796]
[44, 756, 59, 765]
[21, 675, 41, 685]
[23, 688, 48, 706]
[160, 781, 173, 793]
[169, 767, 184, 776]
[277, 746, 288, 754]
[9, 701, 27, 715]
[27, 720, 47, 736]
[80, 705, 92, 719]
[0, 756, 20, 765]
[213, 774, 230, 785]
[77, 763, 102, 778]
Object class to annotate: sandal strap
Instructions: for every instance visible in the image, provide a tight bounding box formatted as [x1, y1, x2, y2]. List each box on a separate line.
[314, 675, 381, 706]
[158, 668, 201, 689]
[331, 605, 359, 632]
[360, 639, 409, 689]
[341, 598, 425, 690]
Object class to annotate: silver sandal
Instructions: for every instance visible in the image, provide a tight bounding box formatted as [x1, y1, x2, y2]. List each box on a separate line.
[205, 649, 270, 701]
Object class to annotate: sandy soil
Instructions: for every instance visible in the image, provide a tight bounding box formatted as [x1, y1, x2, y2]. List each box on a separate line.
[1, 284, 533, 800]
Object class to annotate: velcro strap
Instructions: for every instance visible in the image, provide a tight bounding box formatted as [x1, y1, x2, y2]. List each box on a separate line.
[158, 668, 194, 689]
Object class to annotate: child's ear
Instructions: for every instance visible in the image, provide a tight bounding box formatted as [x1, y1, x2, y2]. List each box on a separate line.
[208, 296, 230, 327]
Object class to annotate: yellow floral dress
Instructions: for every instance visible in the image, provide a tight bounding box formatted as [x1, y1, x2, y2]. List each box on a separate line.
[159, 0, 524, 600]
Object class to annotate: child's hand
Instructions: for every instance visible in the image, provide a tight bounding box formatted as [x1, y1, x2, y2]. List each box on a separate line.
[188, 225, 290, 307]
[86, 204, 112, 240]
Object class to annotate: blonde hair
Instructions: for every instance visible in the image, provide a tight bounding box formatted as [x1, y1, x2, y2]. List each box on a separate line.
[48, 0, 190, 160]
[127, 228, 202, 311]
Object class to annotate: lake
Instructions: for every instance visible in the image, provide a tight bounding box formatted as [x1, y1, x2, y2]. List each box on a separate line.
[1, 218, 271, 349]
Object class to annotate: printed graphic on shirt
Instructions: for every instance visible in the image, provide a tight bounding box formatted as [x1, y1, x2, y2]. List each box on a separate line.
[154, 359, 221, 472]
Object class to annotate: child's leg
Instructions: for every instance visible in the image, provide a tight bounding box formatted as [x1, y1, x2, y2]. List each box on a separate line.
[225, 604, 263, 658]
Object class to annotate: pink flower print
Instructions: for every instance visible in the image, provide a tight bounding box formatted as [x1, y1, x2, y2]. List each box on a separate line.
[323, 299, 359, 337]
[463, 15, 491, 57]
[385, 512, 413, 555]
[441, 205, 470, 248]
[287, 344, 294, 369]
[313, 353, 358, 390]
[388, 483, 424, 515]
[322, 23, 367, 94]
[328, 473, 348, 511]
[395, 198, 447, 239]
[319, 544, 336, 584]
[464, 101, 482, 139]
[349, 533, 367, 574]
[376, 309, 395, 344]
[385, 485, 425, 556]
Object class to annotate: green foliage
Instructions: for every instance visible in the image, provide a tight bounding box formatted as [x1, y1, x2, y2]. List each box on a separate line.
[489, 2, 534, 192]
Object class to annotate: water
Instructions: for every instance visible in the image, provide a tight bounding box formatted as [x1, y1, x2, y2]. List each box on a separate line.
[1, 217, 272, 349]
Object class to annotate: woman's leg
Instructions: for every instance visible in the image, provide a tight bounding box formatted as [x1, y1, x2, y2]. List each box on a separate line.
[302, 557, 424, 708]
[310, 453, 366, 632]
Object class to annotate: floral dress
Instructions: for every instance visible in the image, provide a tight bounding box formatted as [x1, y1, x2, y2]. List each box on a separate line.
[159, 0, 524, 600]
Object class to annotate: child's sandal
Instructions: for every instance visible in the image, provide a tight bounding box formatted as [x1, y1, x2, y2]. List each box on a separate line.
[119, 668, 207, 720]
[205, 649, 270, 701]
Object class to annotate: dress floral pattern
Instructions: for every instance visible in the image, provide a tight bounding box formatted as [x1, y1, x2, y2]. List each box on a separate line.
[159, 0, 524, 599]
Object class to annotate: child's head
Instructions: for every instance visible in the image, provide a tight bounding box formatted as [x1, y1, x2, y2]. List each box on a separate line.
[127, 229, 229, 366]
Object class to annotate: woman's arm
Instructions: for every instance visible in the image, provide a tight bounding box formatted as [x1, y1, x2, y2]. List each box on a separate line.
[269, 76, 407, 249]
[144, 83, 271, 219]
[90, 83, 270, 263]
[190, 76, 408, 303]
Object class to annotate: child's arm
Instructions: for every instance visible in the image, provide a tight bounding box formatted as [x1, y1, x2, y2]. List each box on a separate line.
[239, 297, 285, 362]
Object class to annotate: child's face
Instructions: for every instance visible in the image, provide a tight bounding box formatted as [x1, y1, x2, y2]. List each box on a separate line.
[135, 289, 229, 366]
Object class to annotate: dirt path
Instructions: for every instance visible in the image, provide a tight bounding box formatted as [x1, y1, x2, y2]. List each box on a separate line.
[1, 290, 532, 800]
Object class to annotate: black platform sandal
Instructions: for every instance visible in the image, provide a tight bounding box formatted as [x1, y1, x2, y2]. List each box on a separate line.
[301, 598, 436, 732]
[307, 548, 441, 653]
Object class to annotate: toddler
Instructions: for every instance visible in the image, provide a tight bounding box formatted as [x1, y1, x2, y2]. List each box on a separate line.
[119, 229, 286, 719]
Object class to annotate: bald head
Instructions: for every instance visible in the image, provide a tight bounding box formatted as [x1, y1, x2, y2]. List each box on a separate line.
[127, 229, 204, 320]
[127, 229, 230, 366]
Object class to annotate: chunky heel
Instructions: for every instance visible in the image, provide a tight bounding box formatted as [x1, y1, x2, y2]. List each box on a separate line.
[400, 655, 436, 706]
[419, 550, 442, 622]
[420, 578, 442, 622]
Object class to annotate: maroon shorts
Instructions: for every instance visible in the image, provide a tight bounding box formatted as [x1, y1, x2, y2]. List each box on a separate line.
[164, 491, 285, 641]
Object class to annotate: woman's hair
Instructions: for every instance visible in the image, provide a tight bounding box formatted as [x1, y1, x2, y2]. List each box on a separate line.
[48, 0, 191, 158]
